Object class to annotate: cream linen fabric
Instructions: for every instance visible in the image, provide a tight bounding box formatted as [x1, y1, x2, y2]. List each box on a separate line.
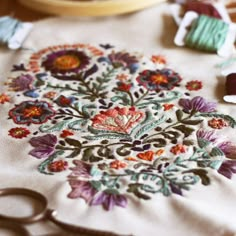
[1, 2, 236, 236]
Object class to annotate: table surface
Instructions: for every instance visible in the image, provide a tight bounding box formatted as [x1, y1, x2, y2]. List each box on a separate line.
[0, 0, 50, 21]
[1, 0, 236, 21]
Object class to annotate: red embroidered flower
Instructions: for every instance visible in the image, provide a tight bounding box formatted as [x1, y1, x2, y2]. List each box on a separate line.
[186, 80, 202, 91]
[137, 151, 154, 161]
[163, 103, 174, 111]
[110, 160, 127, 169]
[208, 118, 228, 129]
[151, 55, 166, 65]
[8, 127, 30, 139]
[0, 93, 10, 104]
[48, 160, 68, 172]
[60, 130, 74, 138]
[170, 144, 186, 155]
[91, 107, 144, 134]
[117, 83, 132, 92]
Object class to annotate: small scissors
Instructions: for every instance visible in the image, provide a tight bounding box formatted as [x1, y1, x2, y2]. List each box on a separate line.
[0, 188, 132, 236]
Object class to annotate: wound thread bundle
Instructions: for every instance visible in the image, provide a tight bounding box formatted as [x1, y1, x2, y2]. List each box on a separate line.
[0, 16, 33, 50]
[185, 14, 229, 52]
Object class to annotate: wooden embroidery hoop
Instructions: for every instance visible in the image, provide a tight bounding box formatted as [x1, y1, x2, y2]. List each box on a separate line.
[18, 0, 166, 17]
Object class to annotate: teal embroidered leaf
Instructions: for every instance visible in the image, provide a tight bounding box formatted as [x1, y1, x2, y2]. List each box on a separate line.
[91, 181, 102, 190]
[197, 138, 211, 148]
[197, 113, 236, 128]
[68, 119, 88, 130]
[209, 160, 222, 169]
[84, 133, 131, 140]
[173, 125, 195, 137]
[134, 115, 166, 139]
[210, 147, 224, 157]
[39, 120, 71, 132]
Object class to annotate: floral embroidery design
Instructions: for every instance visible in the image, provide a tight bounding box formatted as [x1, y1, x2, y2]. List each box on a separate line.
[185, 80, 202, 91]
[9, 101, 55, 125]
[4, 43, 236, 211]
[8, 127, 30, 139]
[0, 93, 10, 104]
[136, 69, 182, 91]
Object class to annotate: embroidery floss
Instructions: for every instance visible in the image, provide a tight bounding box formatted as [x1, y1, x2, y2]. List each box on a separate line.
[224, 73, 236, 103]
[174, 11, 236, 57]
[184, 15, 229, 52]
[0, 16, 33, 50]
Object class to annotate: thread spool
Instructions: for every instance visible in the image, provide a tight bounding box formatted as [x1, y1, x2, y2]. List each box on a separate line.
[0, 16, 33, 50]
[174, 11, 236, 57]
[185, 1, 222, 19]
[224, 73, 236, 103]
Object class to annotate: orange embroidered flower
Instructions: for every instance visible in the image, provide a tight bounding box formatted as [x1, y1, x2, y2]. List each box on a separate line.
[110, 160, 127, 169]
[151, 55, 166, 64]
[8, 127, 30, 139]
[116, 74, 129, 82]
[125, 157, 138, 161]
[208, 118, 228, 129]
[156, 149, 165, 156]
[60, 130, 74, 138]
[186, 80, 202, 91]
[163, 104, 174, 111]
[170, 144, 186, 155]
[43, 91, 57, 99]
[0, 93, 10, 104]
[48, 160, 68, 172]
[137, 151, 154, 161]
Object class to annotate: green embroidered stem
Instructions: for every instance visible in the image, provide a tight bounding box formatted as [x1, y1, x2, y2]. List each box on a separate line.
[133, 89, 149, 106]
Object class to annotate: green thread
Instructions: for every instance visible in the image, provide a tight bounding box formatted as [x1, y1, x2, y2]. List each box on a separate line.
[185, 15, 229, 52]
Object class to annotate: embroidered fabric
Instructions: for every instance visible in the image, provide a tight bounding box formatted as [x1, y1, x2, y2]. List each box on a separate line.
[0, 3, 236, 236]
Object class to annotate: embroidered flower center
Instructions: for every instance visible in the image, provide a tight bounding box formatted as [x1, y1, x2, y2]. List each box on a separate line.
[150, 74, 168, 84]
[54, 55, 80, 70]
[23, 106, 43, 118]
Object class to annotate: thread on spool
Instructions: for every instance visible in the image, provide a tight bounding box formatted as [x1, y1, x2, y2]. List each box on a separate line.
[0, 16, 33, 50]
[185, 1, 222, 19]
[185, 15, 229, 52]
[224, 73, 236, 103]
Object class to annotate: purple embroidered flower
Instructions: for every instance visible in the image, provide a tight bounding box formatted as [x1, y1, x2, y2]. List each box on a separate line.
[136, 68, 182, 91]
[9, 100, 55, 125]
[29, 134, 57, 159]
[217, 142, 236, 159]
[218, 160, 236, 179]
[69, 160, 92, 178]
[42, 50, 90, 76]
[67, 180, 98, 203]
[8, 74, 34, 92]
[98, 51, 139, 73]
[90, 190, 127, 211]
[196, 129, 219, 143]
[179, 96, 217, 113]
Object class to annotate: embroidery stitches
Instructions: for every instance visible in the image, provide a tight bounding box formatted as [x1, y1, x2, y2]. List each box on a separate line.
[5, 43, 236, 211]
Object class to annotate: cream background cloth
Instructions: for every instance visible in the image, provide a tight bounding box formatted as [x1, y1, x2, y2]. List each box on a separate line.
[1, 2, 236, 236]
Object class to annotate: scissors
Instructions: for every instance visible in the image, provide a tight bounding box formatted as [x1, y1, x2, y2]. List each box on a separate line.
[0, 188, 133, 236]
